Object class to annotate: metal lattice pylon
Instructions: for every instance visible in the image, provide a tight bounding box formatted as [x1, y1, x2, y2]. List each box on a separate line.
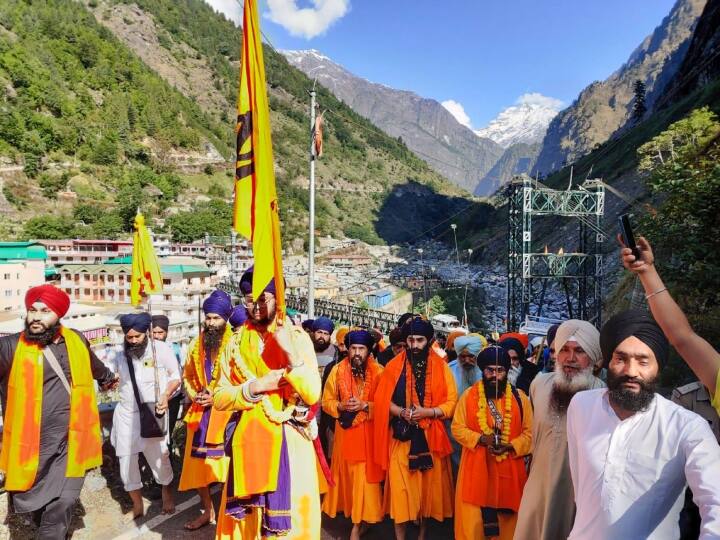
[506, 175, 605, 331]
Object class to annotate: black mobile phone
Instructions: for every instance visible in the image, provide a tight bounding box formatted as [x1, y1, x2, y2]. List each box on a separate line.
[618, 214, 642, 261]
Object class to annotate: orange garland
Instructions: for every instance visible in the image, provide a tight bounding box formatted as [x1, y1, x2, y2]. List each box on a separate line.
[336, 358, 378, 427]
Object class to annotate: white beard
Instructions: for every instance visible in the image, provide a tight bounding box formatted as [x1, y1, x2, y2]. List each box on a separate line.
[552, 365, 595, 393]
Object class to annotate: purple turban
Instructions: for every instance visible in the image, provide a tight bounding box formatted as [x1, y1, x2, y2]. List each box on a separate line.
[401, 317, 434, 340]
[345, 330, 375, 350]
[203, 290, 233, 320]
[239, 266, 277, 296]
[120, 312, 152, 334]
[301, 319, 315, 332]
[312, 316, 334, 333]
[229, 305, 248, 328]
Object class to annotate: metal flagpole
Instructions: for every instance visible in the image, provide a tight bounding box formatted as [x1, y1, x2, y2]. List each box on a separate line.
[308, 83, 317, 319]
[147, 296, 163, 415]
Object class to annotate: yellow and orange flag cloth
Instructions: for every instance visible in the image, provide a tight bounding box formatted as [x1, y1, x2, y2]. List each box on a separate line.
[233, 0, 285, 322]
[130, 212, 163, 306]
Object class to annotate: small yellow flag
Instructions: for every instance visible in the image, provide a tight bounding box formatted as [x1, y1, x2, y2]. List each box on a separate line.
[130, 212, 163, 306]
[233, 0, 285, 319]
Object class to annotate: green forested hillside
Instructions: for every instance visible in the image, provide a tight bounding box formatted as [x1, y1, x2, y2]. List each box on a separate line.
[0, 0, 484, 248]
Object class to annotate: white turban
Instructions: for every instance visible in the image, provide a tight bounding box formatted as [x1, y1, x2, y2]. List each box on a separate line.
[555, 319, 602, 367]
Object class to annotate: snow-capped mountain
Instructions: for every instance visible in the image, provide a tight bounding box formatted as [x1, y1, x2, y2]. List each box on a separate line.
[474, 93, 563, 149]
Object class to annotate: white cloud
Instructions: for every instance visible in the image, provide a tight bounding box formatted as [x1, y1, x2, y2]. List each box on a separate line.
[265, 0, 350, 39]
[516, 92, 564, 110]
[204, 0, 242, 24]
[441, 100, 473, 129]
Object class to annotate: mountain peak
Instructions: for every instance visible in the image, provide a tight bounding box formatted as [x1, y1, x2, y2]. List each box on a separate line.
[474, 93, 563, 148]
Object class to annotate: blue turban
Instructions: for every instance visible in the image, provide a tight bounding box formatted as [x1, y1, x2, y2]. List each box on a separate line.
[401, 316, 434, 340]
[312, 316, 334, 333]
[203, 290, 233, 320]
[345, 330, 375, 350]
[301, 319, 315, 331]
[477, 346, 512, 371]
[120, 312, 152, 334]
[229, 305, 247, 328]
[239, 266, 277, 296]
[454, 334, 486, 356]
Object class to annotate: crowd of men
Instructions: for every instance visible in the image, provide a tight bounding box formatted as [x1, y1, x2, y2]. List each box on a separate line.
[1, 237, 720, 540]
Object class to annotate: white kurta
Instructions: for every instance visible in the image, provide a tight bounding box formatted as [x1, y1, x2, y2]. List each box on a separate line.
[105, 340, 180, 456]
[567, 389, 720, 540]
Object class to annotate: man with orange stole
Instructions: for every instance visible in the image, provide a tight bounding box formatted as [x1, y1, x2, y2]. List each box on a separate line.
[179, 290, 234, 530]
[452, 346, 532, 540]
[322, 330, 384, 539]
[213, 267, 322, 539]
[373, 317, 457, 540]
[0, 285, 118, 539]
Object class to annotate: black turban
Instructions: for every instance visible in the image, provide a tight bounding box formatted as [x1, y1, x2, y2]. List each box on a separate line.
[120, 312, 152, 334]
[476, 346, 512, 371]
[600, 309, 669, 368]
[499, 337, 525, 362]
[547, 323, 560, 347]
[401, 317, 434, 340]
[345, 330, 375, 350]
[389, 327, 404, 346]
[397, 312, 415, 328]
[151, 315, 169, 332]
[301, 319, 314, 331]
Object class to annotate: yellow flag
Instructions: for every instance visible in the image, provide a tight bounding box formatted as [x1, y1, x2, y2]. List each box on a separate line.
[130, 212, 163, 306]
[233, 0, 285, 319]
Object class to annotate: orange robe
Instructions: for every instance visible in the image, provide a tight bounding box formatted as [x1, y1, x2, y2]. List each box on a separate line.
[373, 349, 457, 524]
[321, 358, 384, 524]
[451, 382, 533, 540]
[213, 323, 321, 540]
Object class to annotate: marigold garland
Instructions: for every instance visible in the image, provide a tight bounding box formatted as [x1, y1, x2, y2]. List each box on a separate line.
[337, 358, 378, 426]
[476, 382, 513, 462]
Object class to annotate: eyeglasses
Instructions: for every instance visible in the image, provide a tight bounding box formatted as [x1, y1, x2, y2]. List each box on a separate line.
[483, 366, 507, 374]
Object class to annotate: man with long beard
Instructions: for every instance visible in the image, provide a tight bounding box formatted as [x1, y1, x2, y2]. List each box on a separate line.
[0, 285, 117, 540]
[452, 346, 532, 540]
[567, 309, 720, 539]
[514, 319, 605, 540]
[373, 317, 457, 540]
[107, 312, 180, 518]
[213, 267, 322, 539]
[178, 290, 234, 531]
[322, 330, 384, 540]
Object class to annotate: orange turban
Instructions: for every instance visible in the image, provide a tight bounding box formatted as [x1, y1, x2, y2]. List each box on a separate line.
[25, 285, 70, 318]
[499, 332, 529, 350]
[446, 329, 468, 352]
[335, 326, 350, 346]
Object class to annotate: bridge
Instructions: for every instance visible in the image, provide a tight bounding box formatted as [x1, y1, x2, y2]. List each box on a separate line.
[219, 281, 399, 333]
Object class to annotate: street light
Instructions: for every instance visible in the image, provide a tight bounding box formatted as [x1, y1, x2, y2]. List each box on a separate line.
[451, 224, 460, 266]
[418, 248, 428, 313]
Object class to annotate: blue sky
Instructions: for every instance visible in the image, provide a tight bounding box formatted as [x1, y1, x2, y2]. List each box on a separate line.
[207, 0, 678, 127]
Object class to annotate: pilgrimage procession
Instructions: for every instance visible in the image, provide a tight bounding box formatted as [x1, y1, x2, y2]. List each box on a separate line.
[1, 0, 720, 539]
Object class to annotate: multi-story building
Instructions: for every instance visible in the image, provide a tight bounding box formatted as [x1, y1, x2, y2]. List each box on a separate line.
[0, 242, 47, 311]
[40, 239, 133, 265]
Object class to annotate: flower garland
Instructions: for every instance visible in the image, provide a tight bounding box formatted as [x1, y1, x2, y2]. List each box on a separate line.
[337, 358, 378, 427]
[404, 353, 434, 430]
[230, 327, 296, 425]
[476, 382, 513, 462]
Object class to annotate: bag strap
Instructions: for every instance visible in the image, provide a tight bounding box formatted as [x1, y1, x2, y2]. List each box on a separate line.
[125, 353, 147, 408]
[43, 346, 71, 395]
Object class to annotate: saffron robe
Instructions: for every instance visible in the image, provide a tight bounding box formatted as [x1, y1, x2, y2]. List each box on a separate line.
[452, 382, 533, 540]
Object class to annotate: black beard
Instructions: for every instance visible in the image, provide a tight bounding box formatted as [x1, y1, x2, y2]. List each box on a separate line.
[203, 324, 226, 353]
[549, 386, 576, 414]
[607, 372, 657, 413]
[483, 378, 508, 400]
[24, 320, 61, 347]
[314, 340, 329, 353]
[125, 339, 148, 359]
[350, 356, 368, 378]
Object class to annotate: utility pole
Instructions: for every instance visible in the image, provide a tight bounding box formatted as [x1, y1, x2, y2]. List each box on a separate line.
[308, 85, 317, 319]
[451, 223, 460, 266]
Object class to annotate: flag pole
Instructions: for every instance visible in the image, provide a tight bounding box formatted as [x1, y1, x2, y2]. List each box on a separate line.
[308, 83, 317, 319]
[147, 295, 163, 415]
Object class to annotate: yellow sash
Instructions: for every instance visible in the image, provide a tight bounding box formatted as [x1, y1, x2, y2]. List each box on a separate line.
[0, 327, 103, 491]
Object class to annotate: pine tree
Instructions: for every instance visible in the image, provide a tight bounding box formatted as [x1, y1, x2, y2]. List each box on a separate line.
[632, 80, 647, 123]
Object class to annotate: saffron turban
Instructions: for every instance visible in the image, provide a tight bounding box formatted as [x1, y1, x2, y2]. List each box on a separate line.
[555, 319, 602, 367]
[499, 332, 529, 350]
[202, 290, 233, 320]
[547, 323, 561, 347]
[301, 319, 315, 332]
[151, 315, 170, 331]
[345, 330, 375, 350]
[312, 316, 334, 333]
[600, 309, 669, 368]
[499, 337, 526, 363]
[120, 312, 152, 334]
[239, 266, 277, 296]
[402, 317, 434, 340]
[25, 285, 70, 318]
[476, 346, 512, 371]
[446, 328, 468, 352]
[454, 333, 487, 356]
[229, 305, 247, 328]
[335, 326, 350, 346]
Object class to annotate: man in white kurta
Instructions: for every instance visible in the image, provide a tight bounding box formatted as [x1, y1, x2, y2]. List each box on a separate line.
[567, 309, 720, 539]
[106, 313, 181, 517]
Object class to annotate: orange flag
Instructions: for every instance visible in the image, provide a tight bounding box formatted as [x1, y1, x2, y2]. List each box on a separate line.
[233, 0, 285, 320]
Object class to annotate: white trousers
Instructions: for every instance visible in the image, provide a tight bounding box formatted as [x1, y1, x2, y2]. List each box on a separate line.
[118, 440, 174, 492]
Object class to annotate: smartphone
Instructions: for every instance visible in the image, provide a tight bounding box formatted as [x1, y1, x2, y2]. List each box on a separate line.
[618, 214, 642, 261]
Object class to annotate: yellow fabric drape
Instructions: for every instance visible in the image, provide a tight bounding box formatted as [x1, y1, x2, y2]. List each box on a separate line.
[130, 212, 163, 306]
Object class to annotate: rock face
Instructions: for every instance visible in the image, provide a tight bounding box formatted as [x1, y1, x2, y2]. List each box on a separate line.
[474, 142, 541, 196]
[534, 0, 707, 175]
[283, 50, 504, 193]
